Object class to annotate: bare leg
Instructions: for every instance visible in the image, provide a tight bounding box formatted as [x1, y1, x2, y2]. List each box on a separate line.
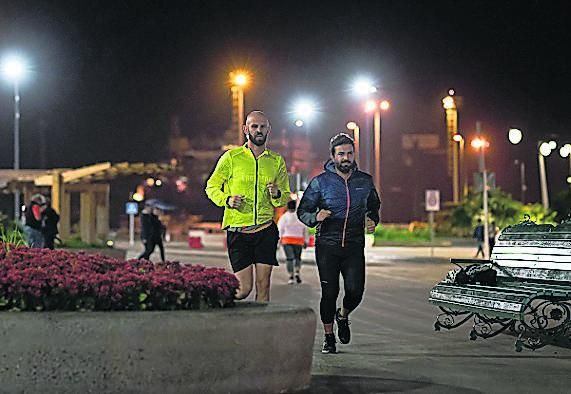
[234, 265, 254, 300]
[254, 264, 273, 302]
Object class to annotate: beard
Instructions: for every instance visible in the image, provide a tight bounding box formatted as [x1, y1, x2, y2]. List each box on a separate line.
[335, 160, 355, 173]
[248, 132, 267, 146]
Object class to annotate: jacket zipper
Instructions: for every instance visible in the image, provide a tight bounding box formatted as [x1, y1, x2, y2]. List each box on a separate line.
[254, 156, 259, 225]
[341, 178, 350, 247]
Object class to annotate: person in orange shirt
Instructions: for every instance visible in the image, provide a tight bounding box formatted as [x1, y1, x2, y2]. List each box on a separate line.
[277, 200, 309, 284]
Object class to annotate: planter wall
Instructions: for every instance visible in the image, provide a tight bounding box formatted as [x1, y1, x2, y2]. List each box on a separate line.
[0, 303, 316, 393]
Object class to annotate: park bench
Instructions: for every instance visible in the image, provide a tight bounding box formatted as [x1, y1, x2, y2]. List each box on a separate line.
[429, 219, 571, 352]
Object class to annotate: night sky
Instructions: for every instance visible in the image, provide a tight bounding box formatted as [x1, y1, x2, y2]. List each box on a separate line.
[1, 0, 570, 218]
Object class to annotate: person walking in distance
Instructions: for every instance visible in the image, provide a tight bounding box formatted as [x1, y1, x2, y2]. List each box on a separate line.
[23, 194, 47, 248]
[41, 197, 60, 249]
[137, 203, 166, 262]
[205, 110, 290, 302]
[277, 200, 309, 284]
[297, 133, 380, 354]
[473, 218, 485, 258]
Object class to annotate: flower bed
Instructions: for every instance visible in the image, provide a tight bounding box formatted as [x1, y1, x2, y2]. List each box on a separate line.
[0, 243, 239, 311]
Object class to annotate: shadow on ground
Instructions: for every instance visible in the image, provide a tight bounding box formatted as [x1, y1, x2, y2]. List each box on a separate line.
[300, 375, 482, 393]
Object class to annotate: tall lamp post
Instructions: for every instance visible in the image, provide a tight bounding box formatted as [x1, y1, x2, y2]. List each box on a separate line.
[229, 70, 249, 146]
[346, 121, 360, 164]
[471, 122, 490, 259]
[452, 133, 467, 199]
[2, 55, 28, 221]
[442, 91, 459, 203]
[538, 140, 556, 210]
[507, 128, 527, 203]
[559, 144, 571, 186]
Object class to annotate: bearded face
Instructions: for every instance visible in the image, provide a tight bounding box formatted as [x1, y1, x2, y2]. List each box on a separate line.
[244, 115, 270, 147]
[332, 144, 356, 173]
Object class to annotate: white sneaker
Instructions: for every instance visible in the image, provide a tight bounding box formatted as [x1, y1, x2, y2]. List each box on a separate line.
[288, 278, 295, 285]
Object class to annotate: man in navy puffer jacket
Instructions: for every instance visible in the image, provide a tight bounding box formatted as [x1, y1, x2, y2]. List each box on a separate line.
[297, 133, 380, 354]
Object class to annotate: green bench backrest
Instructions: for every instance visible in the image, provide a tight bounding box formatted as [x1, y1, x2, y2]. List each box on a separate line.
[491, 222, 571, 282]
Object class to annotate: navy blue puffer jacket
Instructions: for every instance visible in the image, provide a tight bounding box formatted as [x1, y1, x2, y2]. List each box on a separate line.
[297, 160, 381, 247]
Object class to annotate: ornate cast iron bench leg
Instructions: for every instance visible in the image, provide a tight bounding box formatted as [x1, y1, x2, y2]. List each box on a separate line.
[434, 307, 474, 331]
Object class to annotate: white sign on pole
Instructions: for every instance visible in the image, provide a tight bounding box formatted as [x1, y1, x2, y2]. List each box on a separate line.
[425, 190, 440, 212]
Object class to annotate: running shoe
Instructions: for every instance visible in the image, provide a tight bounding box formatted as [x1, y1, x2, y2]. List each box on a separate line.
[335, 308, 351, 344]
[321, 333, 337, 354]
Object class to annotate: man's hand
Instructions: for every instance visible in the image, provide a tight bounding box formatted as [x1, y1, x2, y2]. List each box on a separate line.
[227, 195, 244, 209]
[366, 217, 376, 234]
[267, 182, 280, 198]
[316, 209, 332, 222]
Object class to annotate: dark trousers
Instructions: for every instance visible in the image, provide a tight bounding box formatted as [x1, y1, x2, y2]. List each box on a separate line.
[315, 244, 366, 324]
[138, 239, 165, 261]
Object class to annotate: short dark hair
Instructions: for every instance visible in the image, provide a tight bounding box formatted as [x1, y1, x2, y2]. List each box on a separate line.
[287, 200, 297, 210]
[330, 133, 355, 156]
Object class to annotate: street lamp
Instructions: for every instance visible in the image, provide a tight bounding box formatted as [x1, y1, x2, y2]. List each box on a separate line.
[559, 143, 571, 186]
[471, 123, 491, 259]
[442, 91, 459, 203]
[346, 121, 360, 163]
[2, 54, 28, 221]
[372, 100, 390, 194]
[229, 69, 250, 145]
[538, 141, 555, 210]
[507, 127, 527, 203]
[452, 133, 467, 197]
[351, 77, 377, 96]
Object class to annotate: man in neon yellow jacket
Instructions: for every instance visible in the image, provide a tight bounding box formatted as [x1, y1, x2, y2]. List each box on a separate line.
[206, 111, 291, 301]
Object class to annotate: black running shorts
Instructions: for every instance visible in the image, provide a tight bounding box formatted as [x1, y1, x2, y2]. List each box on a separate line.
[226, 222, 280, 273]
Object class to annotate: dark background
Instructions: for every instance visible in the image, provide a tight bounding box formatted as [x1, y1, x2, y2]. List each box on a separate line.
[1, 0, 569, 221]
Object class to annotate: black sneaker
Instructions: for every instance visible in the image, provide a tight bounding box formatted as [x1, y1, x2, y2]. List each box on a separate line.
[295, 274, 302, 284]
[335, 308, 351, 344]
[321, 334, 337, 354]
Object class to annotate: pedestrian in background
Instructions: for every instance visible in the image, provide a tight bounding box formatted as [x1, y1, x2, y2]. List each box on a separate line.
[23, 194, 47, 248]
[473, 218, 485, 258]
[41, 197, 60, 249]
[138, 203, 166, 262]
[277, 200, 309, 284]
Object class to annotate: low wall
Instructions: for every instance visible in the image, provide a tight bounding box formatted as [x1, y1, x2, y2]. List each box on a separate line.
[0, 303, 316, 393]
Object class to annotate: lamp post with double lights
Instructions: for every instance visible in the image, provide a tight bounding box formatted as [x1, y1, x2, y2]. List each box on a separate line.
[471, 125, 491, 259]
[442, 90, 460, 203]
[559, 144, 571, 186]
[1, 54, 28, 221]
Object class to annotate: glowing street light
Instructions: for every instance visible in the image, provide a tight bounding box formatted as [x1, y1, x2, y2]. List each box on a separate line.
[2, 53, 29, 221]
[351, 77, 377, 96]
[508, 128, 523, 145]
[292, 99, 316, 121]
[452, 133, 467, 197]
[346, 121, 360, 163]
[294, 119, 304, 127]
[229, 69, 251, 145]
[442, 91, 459, 203]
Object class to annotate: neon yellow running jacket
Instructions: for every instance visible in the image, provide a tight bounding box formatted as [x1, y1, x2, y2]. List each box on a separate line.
[205, 144, 291, 228]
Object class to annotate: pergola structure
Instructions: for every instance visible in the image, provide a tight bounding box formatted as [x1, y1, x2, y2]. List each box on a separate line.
[0, 162, 178, 243]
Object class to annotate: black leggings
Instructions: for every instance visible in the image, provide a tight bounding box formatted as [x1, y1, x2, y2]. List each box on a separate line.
[315, 244, 365, 324]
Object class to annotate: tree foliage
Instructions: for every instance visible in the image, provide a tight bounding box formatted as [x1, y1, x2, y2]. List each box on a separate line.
[437, 188, 557, 237]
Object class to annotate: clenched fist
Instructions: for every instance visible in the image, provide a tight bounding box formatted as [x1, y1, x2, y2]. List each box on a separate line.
[227, 195, 244, 209]
[316, 209, 332, 222]
[267, 182, 280, 198]
[366, 217, 376, 233]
